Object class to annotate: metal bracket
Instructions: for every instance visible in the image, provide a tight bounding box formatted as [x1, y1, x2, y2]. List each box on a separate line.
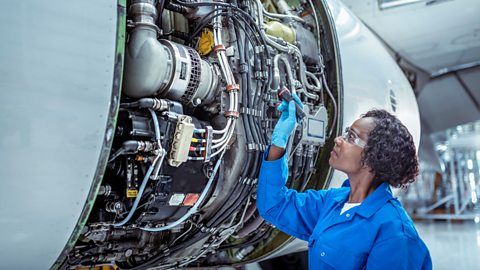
[203, 126, 213, 162]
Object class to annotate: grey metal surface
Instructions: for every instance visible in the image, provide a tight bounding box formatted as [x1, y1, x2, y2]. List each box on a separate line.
[342, 0, 480, 74]
[0, 1, 117, 269]
[417, 73, 480, 133]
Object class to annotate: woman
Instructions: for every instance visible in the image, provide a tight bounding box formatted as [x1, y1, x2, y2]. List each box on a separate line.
[257, 97, 432, 269]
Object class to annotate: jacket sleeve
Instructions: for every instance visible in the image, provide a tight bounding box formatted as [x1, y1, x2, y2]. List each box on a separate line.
[366, 235, 432, 270]
[257, 147, 329, 241]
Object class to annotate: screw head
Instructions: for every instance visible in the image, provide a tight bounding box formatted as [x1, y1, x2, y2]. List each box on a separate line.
[193, 98, 202, 106]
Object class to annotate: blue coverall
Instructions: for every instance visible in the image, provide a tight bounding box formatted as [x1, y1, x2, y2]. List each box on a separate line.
[257, 148, 432, 269]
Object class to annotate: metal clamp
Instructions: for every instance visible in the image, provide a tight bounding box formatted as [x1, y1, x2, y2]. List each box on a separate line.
[255, 45, 265, 54]
[213, 44, 226, 52]
[226, 84, 240, 93]
[224, 111, 240, 118]
[203, 126, 213, 162]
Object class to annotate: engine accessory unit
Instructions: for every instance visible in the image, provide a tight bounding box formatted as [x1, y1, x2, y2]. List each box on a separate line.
[122, 0, 219, 105]
[302, 105, 328, 146]
[62, 0, 340, 268]
[168, 115, 195, 167]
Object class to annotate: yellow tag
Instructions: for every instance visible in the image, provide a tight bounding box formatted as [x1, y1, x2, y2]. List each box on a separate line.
[198, 29, 214, 56]
[126, 189, 138, 198]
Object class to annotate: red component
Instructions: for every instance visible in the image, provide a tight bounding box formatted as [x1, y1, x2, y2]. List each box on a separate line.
[183, 193, 200, 206]
[213, 44, 226, 52]
[224, 111, 240, 118]
[226, 84, 240, 92]
[278, 87, 289, 97]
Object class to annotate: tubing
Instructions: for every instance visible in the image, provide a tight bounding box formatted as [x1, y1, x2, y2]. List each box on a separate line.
[140, 151, 225, 232]
[259, 0, 305, 23]
[113, 153, 163, 227]
[322, 73, 337, 138]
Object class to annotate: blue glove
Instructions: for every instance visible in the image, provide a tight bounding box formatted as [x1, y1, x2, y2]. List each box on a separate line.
[271, 93, 304, 148]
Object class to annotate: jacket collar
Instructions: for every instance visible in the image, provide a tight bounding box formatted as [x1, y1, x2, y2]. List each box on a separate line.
[334, 179, 394, 218]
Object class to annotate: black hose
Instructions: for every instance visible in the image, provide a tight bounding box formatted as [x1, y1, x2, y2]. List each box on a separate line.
[130, 231, 209, 270]
[300, 153, 313, 190]
[155, 0, 167, 29]
[164, 2, 188, 14]
[218, 222, 271, 251]
[210, 184, 253, 227]
[204, 19, 257, 229]
[186, 9, 229, 45]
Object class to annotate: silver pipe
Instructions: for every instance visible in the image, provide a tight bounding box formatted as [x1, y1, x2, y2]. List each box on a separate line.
[123, 0, 169, 98]
[130, 0, 157, 26]
[322, 73, 337, 138]
[272, 0, 293, 15]
[211, 128, 235, 156]
[306, 71, 324, 103]
[211, 7, 238, 144]
[255, 0, 305, 23]
[149, 108, 167, 180]
[256, 0, 320, 100]
[272, 54, 296, 91]
[213, 118, 233, 134]
[306, 71, 322, 91]
[295, 50, 320, 100]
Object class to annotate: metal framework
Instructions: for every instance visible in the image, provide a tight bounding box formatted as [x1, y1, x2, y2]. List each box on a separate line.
[406, 121, 480, 220]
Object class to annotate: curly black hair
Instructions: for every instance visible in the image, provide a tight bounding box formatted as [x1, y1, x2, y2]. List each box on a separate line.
[361, 109, 419, 188]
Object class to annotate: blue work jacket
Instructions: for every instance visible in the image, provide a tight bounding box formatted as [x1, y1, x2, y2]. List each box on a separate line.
[257, 149, 432, 269]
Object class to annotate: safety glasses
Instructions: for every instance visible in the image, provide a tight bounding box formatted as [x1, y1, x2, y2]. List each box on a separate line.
[341, 126, 366, 148]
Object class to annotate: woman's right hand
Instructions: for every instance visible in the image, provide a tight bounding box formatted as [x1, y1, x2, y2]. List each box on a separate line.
[271, 92, 303, 149]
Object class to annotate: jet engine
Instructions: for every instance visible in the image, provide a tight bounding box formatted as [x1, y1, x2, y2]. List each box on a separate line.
[61, 0, 339, 268]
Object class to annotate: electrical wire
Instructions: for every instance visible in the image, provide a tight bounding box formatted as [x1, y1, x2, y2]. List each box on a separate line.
[322, 73, 337, 138]
[307, 0, 323, 66]
[140, 150, 225, 232]
[113, 153, 163, 227]
[108, 148, 125, 163]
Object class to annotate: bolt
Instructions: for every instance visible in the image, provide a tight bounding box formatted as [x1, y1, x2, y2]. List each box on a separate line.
[125, 249, 133, 257]
[193, 98, 202, 106]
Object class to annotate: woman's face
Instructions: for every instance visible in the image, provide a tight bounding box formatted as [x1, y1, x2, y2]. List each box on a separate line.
[329, 117, 376, 174]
